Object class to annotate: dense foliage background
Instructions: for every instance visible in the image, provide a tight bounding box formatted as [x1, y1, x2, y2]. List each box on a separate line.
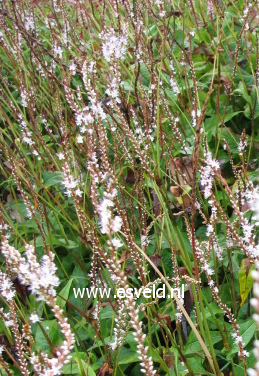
[0, 0, 258, 375]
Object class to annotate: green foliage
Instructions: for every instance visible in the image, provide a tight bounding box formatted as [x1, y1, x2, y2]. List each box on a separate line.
[0, 0, 258, 374]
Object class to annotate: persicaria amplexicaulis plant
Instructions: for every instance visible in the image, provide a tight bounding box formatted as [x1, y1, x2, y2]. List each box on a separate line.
[0, 0, 258, 374]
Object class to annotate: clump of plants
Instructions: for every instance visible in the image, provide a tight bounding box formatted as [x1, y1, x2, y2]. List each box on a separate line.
[0, 0, 258, 375]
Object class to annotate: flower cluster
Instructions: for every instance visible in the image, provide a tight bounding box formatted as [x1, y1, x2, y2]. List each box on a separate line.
[69, 61, 77, 76]
[169, 60, 180, 95]
[24, 15, 35, 32]
[75, 107, 94, 132]
[248, 263, 259, 375]
[132, 309, 156, 375]
[0, 238, 75, 375]
[109, 301, 127, 350]
[244, 185, 259, 226]
[97, 244, 155, 375]
[105, 77, 121, 104]
[0, 273, 15, 302]
[207, 0, 214, 17]
[20, 89, 29, 108]
[237, 137, 248, 155]
[98, 190, 123, 235]
[111, 237, 124, 249]
[200, 151, 220, 199]
[185, 218, 248, 360]
[242, 2, 252, 31]
[100, 27, 128, 63]
[1, 240, 59, 301]
[62, 161, 83, 197]
[191, 109, 201, 127]
[53, 42, 63, 59]
[0, 308, 14, 327]
[18, 114, 35, 150]
[231, 331, 249, 357]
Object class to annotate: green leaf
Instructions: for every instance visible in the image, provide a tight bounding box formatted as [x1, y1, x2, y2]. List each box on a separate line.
[118, 347, 140, 365]
[205, 111, 242, 134]
[140, 63, 150, 86]
[227, 320, 257, 357]
[61, 353, 95, 375]
[56, 238, 78, 249]
[35, 236, 77, 250]
[42, 171, 63, 188]
[121, 81, 134, 93]
[100, 305, 114, 319]
[57, 278, 74, 308]
[239, 259, 255, 306]
[221, 128, 239, 153]
[204, 302, 225, 318]
[233, 82, 252, 105]
[184, 331, 222, 355]
[240, 321, 257, 347]
[35, 320, 63, 353]
[186, 357, 214, 375]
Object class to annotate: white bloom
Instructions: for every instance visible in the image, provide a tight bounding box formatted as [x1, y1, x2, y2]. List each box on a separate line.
[53, 44, 63, 59]
[80, 125, 87, 133]
[74, 188, 83, 197]
[242, 350, 250, 357]
[21, 90, 28, 107]
[159, 10, 166, 17]
[233, 335, 243, 345]
[241, 218, 254, 243]
[175, 312, 182, 321]
[237, 138, 247, 154]
[0, 274, 15, 301]
[203, 263, 213, 275]
[98, 198, 114, 234]
[207, 0, 213, 16]
[200, 151, 220, 199]
[252, 197, 259, 225]
[0, 241, 60, 303]
[25, 16, 35, 31]
[100, 28, 127, 62]
[111, 238, 123, 249]
[91, 102, 106, 120]
[62, 164, 79, 197]
[141, 235, 149, 247]
[84, 112, 94, 124]
[5, 320, 14, 327]
[112, 216, 123, 232]
[30, 313, 42, 323]
[22, 134, 34, 145]
[191, 110, 197, 127]
[69, 62, 76, 76]
[206, 224, 214, 236]
[76, 135, 83, 144]
[57, 152, 65, 160]
[170, 77, 179, 95]
[106, 78, 121, 103]
[214, 241, 223, 260]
